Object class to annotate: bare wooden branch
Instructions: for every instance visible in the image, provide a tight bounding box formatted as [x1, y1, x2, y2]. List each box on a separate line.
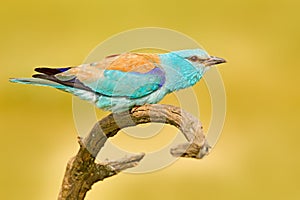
[58, 104, 210, 200]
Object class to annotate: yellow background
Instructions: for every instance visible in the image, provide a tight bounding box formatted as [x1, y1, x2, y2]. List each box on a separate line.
[1, 0, 299, 199]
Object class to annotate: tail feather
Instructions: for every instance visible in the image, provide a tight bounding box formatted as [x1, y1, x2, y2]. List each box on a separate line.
[9, 78, 66, 89]
[9, 77, 98, 103]
[9, 65, 102, 105]
[10, 66, 102, 102]
[10, 67, 97, 94]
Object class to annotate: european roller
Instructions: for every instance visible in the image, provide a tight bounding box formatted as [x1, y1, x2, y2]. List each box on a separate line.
[10, 49, 226, 112]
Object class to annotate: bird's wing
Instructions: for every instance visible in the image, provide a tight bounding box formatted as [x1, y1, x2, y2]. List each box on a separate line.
[33, 53, 166, 99]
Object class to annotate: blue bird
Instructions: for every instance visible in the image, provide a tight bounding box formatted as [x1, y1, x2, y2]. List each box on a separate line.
[10, 49, 226, 112]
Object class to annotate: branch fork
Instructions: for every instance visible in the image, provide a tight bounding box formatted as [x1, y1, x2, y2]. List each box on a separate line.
[58, 104, 210, 200]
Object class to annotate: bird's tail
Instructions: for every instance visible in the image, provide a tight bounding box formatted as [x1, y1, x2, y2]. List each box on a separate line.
[9, 77, 66, 89]
[9, 66, 72, 88]
[9, 66, 99, 104]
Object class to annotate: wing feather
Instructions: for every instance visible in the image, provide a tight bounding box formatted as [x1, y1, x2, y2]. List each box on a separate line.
[34, 53, 165, 99]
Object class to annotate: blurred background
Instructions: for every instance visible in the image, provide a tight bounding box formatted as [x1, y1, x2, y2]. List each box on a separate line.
[1, 0, 299, 199]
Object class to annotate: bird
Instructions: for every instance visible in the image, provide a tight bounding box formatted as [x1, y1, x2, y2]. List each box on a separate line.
[10, 49, 226, 112]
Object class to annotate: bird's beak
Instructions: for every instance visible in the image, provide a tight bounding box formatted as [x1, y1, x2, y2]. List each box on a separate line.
[203, 56, 226, 67]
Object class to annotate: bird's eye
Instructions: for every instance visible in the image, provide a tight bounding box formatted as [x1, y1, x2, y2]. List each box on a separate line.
[189, 56, 198, 62]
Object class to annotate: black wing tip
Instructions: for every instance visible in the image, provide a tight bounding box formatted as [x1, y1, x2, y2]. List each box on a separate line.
[34, 67, 71, 75]
[32, 74, 47, 79]
[32, 73, 98, 94]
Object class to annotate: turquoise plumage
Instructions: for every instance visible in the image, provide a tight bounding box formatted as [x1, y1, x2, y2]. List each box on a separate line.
[10, 49, 226, 112]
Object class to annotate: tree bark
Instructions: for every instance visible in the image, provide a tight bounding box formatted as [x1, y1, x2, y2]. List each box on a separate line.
[58, 104, 211, 200]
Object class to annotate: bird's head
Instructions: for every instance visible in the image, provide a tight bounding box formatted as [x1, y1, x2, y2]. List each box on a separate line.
[171, 49, 226, 72]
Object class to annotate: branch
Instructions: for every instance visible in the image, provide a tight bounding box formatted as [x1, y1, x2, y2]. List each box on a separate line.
[58, 104, 211, 200]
